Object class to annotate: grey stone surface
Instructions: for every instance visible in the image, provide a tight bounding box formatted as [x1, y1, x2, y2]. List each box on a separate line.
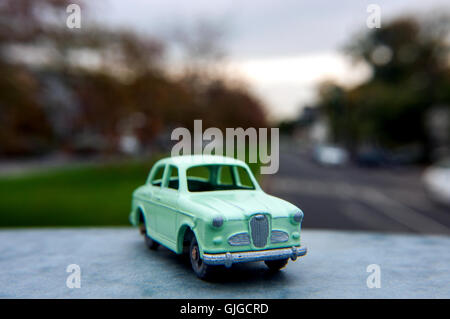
[0, 227, 448, 298]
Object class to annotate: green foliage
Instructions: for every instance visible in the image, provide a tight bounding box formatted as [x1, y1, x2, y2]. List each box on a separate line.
[0, 0, 268, 157]
[0, 153, 262, 227]
[0, 161, 154, 227]
[319, 14, 450, 161]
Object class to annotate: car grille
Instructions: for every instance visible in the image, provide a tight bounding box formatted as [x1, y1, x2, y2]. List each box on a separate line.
[228, 233, 251, 246]
[249, 214, 269, 247]
[270, 230, 289, 243]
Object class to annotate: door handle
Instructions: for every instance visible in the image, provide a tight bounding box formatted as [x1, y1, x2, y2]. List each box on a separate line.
[155, 196, 161, 201]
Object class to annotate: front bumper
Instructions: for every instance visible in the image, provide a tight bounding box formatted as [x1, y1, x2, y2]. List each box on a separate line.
[202, 246, 307, 268]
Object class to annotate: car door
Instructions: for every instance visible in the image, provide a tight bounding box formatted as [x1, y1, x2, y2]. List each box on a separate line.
[143, 164, 166, 238]
[158, 164, 179, 242]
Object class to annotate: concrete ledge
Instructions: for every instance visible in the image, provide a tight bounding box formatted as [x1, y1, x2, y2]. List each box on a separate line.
[0, 228, 448, 298]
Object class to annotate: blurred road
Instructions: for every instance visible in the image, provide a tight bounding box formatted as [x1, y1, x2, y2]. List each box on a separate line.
[1, 228, 449, 298]
[265, 150, 450, 235]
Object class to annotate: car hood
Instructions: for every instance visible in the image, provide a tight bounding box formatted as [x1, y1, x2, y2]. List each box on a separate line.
[186, 191, 297, 220]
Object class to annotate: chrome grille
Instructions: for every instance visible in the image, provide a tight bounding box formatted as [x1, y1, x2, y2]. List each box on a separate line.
[270, 230, 289, 243]
[249, 214, 269, 247]
[228, 233, 251, 246]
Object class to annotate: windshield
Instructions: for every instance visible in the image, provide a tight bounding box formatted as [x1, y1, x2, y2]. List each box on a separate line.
[186, 164, 255, 192]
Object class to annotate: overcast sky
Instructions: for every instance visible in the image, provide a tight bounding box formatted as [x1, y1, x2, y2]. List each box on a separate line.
[91, 0, 450, 121]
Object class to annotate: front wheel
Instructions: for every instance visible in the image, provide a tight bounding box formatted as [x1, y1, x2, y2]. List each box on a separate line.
[264, 258, 289, 271]
[189, 236, 213, 279]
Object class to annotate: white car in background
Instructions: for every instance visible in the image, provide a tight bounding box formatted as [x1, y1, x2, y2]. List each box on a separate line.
[423, 159, 450, 207]
[313, 144, 349, 166]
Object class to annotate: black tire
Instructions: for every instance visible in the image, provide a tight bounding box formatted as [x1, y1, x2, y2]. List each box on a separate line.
[139, 224, 146, 235]
[264, 258, 289, 271]
[189, 236, 213, 280]
[139, 212, 159, 250]
[144, 234, 159, 250]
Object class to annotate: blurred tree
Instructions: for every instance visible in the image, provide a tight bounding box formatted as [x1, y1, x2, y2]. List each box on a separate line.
[317, 82, 347, 144]
[319, 14, 450, 162]
[0, 0, 71, 155]
[172, 19, 227, 81]
[0, 0, 267, 157]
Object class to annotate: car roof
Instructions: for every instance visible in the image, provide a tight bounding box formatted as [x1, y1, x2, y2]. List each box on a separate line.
[156, 155, 247, 168]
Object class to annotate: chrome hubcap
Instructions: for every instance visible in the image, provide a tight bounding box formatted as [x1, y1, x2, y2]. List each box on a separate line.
[191, 245, 202, 268]
[192, 246, 198, 260]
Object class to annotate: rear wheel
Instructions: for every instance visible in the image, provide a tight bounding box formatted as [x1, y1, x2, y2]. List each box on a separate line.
[139, 212, 159, 250]
[144, 233, 159, 250]
[138, 212, 146, 235]
[189, 236, 213, 279]
[264, 258, 289, 271]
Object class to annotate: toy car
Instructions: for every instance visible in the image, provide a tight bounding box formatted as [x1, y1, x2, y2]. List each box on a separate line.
[129, 155, 307, 279]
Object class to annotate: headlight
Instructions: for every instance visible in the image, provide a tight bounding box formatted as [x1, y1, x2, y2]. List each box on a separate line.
[293, 211, 303, 223]
[212, 216, 224, 228]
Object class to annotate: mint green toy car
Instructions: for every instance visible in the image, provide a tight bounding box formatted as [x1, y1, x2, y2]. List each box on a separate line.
[129, 155, 307, 279]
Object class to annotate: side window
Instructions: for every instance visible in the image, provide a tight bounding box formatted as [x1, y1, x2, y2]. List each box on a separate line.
[150, 165, 165, 187]
[167, 165, 179, 190]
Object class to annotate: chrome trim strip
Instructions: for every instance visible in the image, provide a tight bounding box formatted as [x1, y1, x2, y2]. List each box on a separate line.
[270, 230, 289, 243]
[202, 246, 307, 267]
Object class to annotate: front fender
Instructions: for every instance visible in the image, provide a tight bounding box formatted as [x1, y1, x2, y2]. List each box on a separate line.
[175, 216, 198, 254]
[129, 204, 145, 227]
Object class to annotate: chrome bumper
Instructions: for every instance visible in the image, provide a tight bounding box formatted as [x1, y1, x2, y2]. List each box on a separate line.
[202, 246, 307, 268]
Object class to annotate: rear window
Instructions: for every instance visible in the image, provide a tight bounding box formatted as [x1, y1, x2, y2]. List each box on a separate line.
[218, 165, 234, 185]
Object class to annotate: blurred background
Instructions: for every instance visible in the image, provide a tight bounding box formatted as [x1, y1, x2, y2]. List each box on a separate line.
[0, 0, 449, 234]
